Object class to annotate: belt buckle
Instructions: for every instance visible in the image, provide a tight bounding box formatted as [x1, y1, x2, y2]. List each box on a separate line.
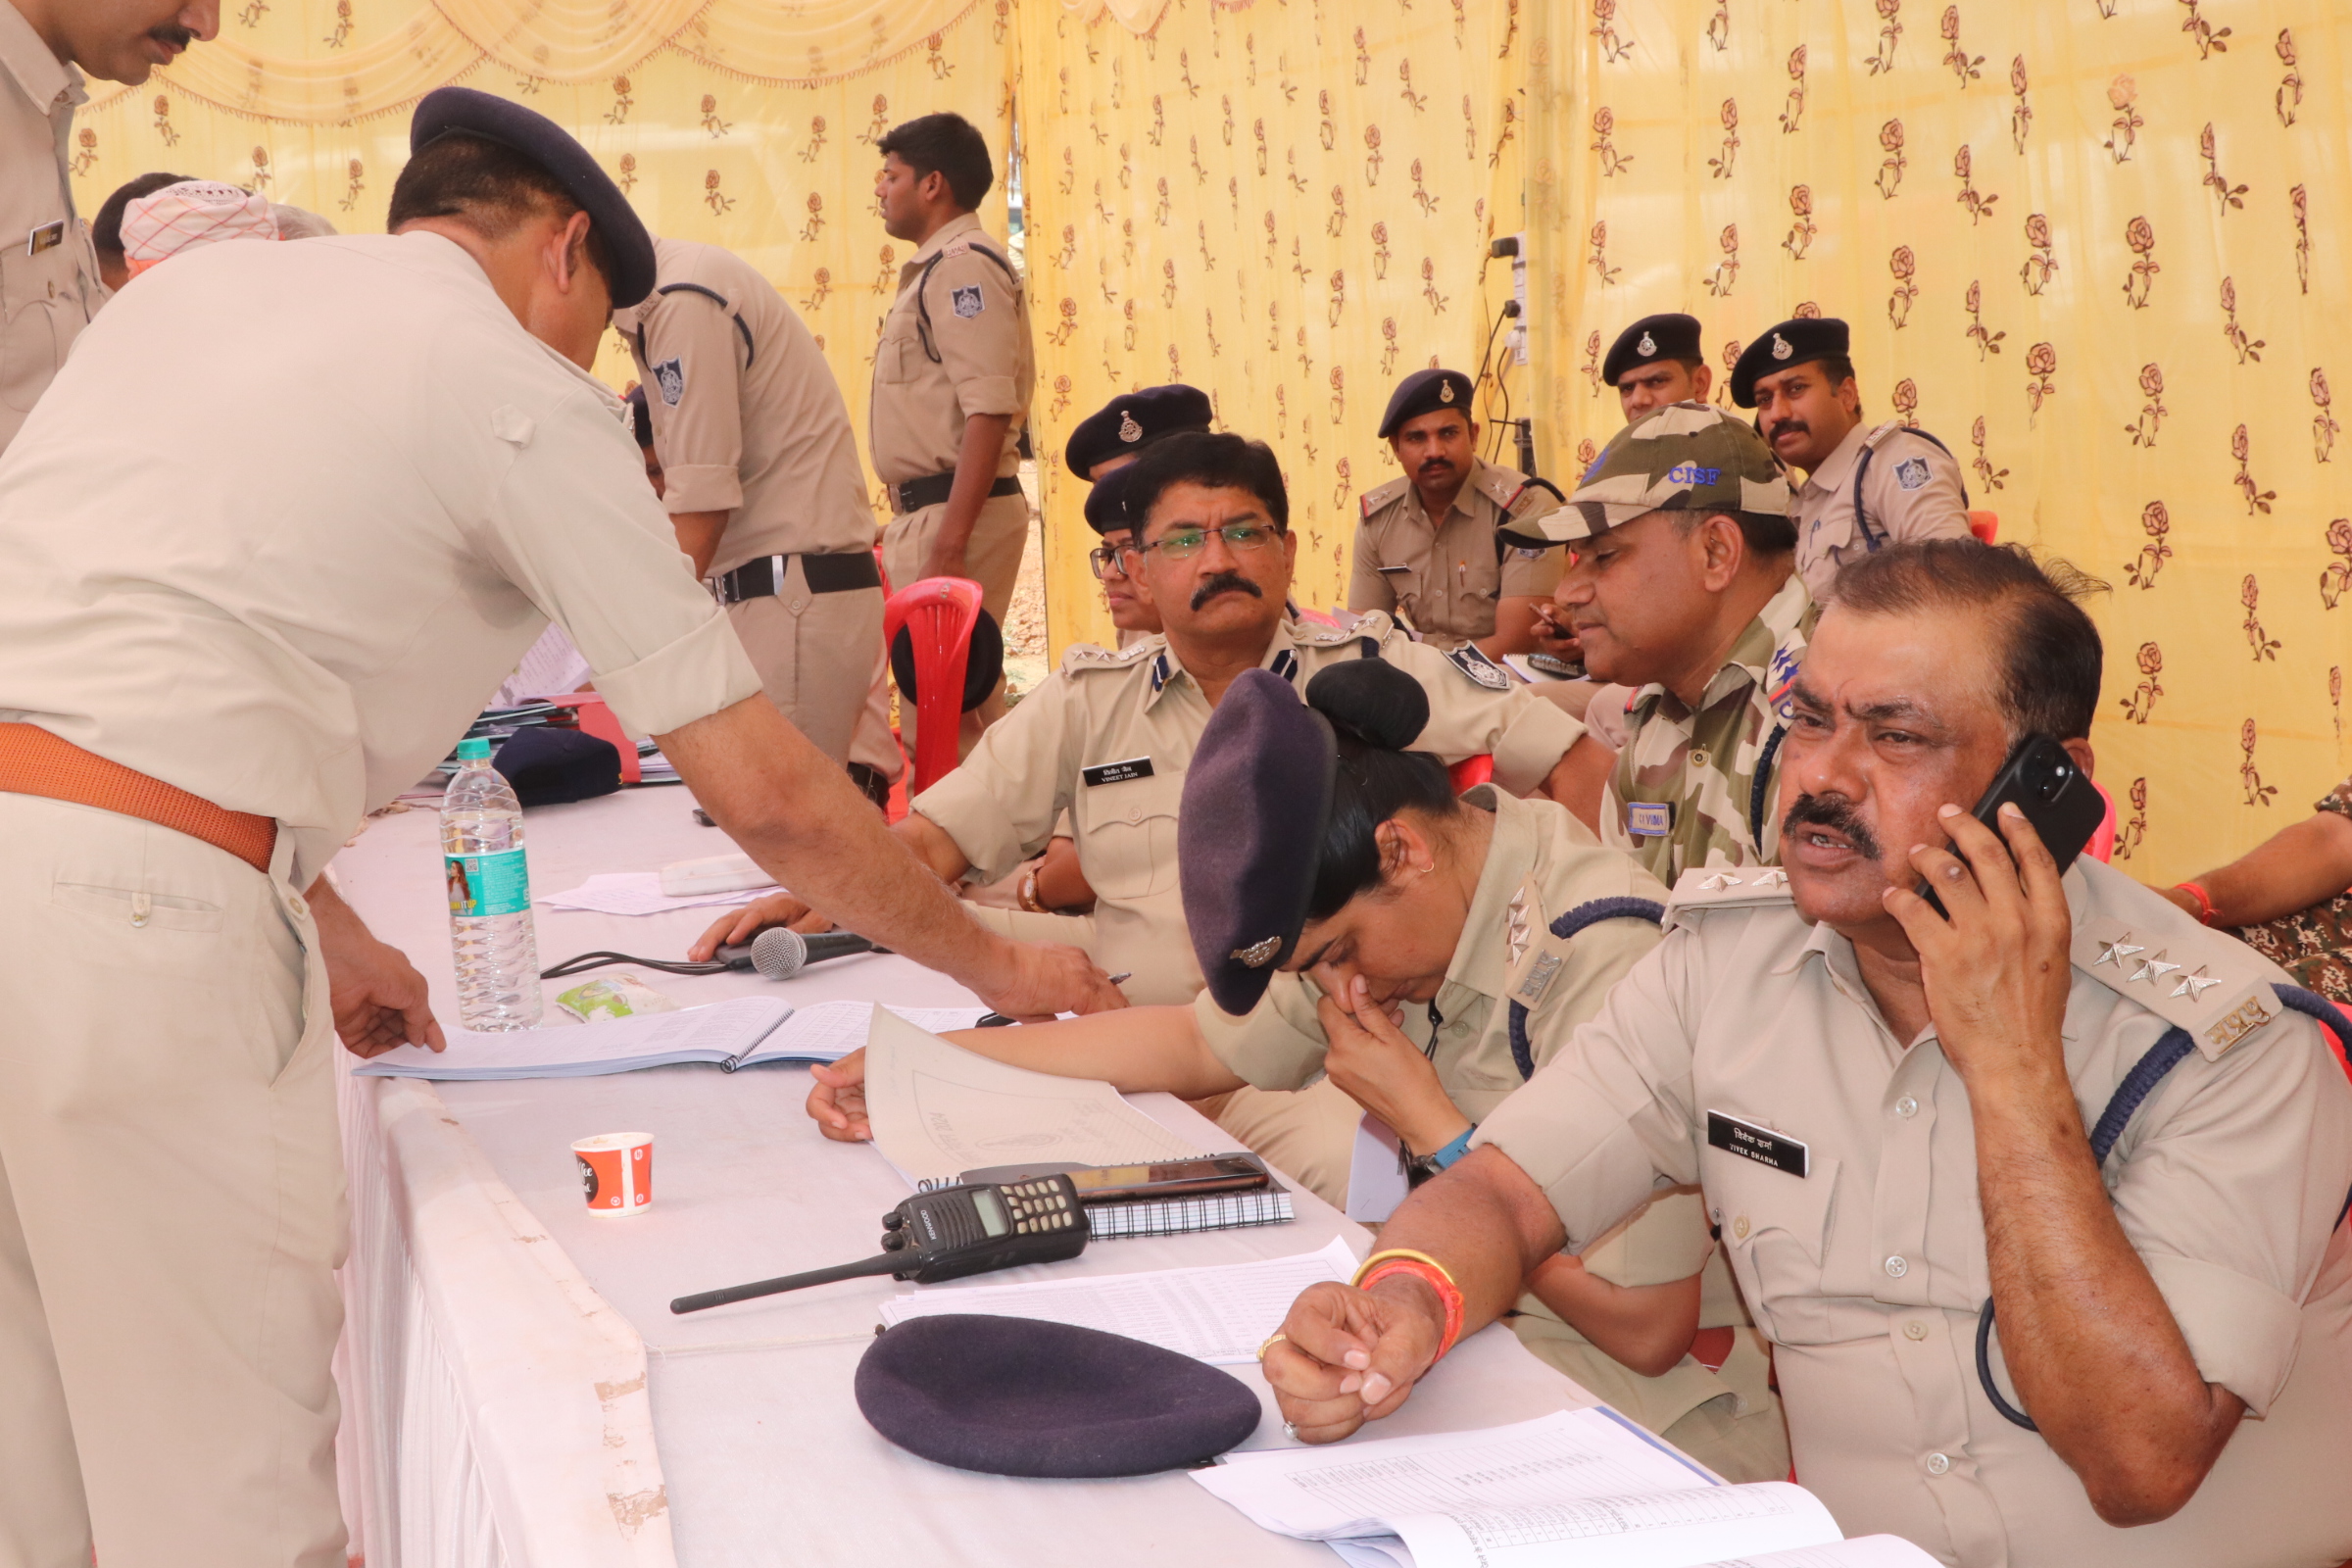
[707, 571, 734, 606]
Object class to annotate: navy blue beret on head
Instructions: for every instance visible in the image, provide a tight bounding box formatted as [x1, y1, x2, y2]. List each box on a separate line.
[1377, 368, 1475, 439]
[492, 725, 622, 807]
[1179, 667, 1338, 1016]
[855, 1314, 1261, 1477]
[1082, 465, 1138, 538]
[1602, 313, 1704, 387]
[409, 86, 657, 309]
[1065, 384, 1216, 480]
[1730, 316, 1852, 408]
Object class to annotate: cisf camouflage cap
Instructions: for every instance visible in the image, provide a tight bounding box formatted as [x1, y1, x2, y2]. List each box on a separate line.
[1502, 402, 1790, 545]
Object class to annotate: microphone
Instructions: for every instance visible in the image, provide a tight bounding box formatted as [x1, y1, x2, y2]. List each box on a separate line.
[717, 926, 881, 981]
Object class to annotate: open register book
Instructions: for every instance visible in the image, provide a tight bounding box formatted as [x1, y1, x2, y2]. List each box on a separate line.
[352, 998, 987, 1080]
[1192, 1409, 1939, 1568]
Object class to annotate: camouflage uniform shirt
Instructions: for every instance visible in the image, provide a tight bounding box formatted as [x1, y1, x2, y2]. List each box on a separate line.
[1601, 573, 1816, 883]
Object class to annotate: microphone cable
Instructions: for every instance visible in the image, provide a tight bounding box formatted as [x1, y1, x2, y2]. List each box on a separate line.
[542, 950, 728, 978]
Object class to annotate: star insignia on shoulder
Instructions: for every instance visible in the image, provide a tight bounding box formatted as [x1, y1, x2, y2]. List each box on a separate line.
[1231, 935, 1281, 968]
[1750, 868, 1789, 888]
[1699, 871, 1745, 892]
[2170, 965, 2224, 1002]
[2093, 932, 2145, 969]
[2128, 950, 2183, 986]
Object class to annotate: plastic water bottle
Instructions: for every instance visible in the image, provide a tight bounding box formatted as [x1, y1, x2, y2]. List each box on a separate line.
[442, 737, 542, 1031]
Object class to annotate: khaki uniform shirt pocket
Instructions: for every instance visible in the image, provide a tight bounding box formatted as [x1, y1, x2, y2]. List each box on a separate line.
[1708, 1150, 1840, 1345]
[0, 238, 81, 414]
[1078, 772, 1183, 902]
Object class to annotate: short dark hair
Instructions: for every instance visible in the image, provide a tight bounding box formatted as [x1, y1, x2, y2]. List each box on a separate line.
[1119, 431, 1290, 535]
[877, 113, 995, 210]
[1668, 508, 1797, 557]
[1831, 540, 2107, 742]
[92, 172, 193, 258]
[387, 133, 614, 292]
[1814, 355, 1857, 388]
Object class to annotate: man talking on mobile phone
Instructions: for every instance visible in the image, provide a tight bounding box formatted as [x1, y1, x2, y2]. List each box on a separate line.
[1258, 539, 2352, 1567]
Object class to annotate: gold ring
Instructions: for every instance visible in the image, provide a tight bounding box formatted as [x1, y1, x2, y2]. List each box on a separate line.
[1257, 1332, 1289, 1362]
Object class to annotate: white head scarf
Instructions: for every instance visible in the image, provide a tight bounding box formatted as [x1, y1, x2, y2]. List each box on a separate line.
[119, 180, 279, 274]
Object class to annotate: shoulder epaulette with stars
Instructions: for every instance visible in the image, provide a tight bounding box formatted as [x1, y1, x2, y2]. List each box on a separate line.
[1661, 865, 1793, 930]
[1296, 611, 1393, 648]
[2072, 918, 2287, 1060]
[1358, 474, 1410, 519]
[1470, 463, 1533, 515]
[1059, 638, 1160, 675]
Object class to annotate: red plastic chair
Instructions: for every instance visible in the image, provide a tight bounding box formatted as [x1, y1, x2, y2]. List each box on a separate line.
[2085, 780, 2116, 863]
[1449, 755, 1494, 793]
[882, 576, 985, 796]
[1968, 511, 1999, 544]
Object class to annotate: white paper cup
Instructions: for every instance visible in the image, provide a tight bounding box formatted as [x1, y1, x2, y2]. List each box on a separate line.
[573, 1131, 655, 1216]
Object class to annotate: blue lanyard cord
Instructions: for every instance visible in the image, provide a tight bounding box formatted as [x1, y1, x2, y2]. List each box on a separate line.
[1504, 898, 1666, 1080]
[1977, 984, 2352, 1432]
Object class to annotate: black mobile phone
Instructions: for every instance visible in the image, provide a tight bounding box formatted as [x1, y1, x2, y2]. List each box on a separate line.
[955, 1153, 1273, 1202]
[1919, 734, 2106, 917]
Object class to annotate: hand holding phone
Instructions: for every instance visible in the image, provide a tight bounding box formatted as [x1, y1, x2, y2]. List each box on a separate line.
[1917, 735, 2104, 918]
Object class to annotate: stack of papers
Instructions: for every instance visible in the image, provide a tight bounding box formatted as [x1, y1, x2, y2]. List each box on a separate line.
[538, 870, 775, 915]
[880, 1236, 1354, 1363]
[353, 998, 988, 1080]
[1192, 1409, 1938, 1568]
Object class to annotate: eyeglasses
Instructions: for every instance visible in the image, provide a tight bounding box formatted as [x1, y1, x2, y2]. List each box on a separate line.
[1122, 522, 1285, 565]
[1085, 545, 1132, 580]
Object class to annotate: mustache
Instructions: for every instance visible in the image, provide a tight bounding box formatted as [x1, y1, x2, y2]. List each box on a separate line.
[1781, 792, 1884, 861]
[150, 22, 197, 45]
[1768, 417, 1810, 443]
[1191, 571, 1263, 612]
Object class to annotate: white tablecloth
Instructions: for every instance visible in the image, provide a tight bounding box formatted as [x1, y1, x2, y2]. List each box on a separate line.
[330, 786, 1606, 1567]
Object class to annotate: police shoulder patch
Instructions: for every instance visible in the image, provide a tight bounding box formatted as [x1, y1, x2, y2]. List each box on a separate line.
[1359, 474, 1410, 519]
[653, 356, 686, 406]
[1445, 641, 1513, 691]
[1894, 456, 1931, 490]
[951, 284, 985, 318]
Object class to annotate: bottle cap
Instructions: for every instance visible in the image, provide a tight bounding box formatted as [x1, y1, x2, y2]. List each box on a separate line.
[456, 736, 493, 761]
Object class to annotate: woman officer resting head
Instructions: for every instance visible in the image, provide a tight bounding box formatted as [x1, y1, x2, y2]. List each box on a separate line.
[805, 659, 1787, 1478]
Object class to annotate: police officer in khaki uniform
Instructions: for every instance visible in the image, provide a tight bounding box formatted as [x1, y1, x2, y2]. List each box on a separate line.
[1499, 403, 1806, 884]
[1350, 368, 1566, 656]
[869, 112, 1034, 751]
[1605, 312, 1713, 422]
[1733, 316, 1972, 604]
[0, 90, 1118, 1567]
[1, 0, 215, 452]
[1262, 541, 2352, 1567]
[803, 658, 1788, 1479]
[615, 235, 884, 766]
[1064, 384, 1213, 647]
[699, 432, 1590, 1006]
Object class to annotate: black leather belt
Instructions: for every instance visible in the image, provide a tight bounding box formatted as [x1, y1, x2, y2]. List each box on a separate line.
[887, 472, 1023, 516]
[710, 551, 882, 606]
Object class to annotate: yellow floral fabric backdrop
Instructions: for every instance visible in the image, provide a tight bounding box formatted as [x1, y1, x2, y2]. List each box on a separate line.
[63, 0, 1016, 516]
[1014, 0, 1530, 651]
[60, 0, 2351, 883]
[1525, 0, 2351, 883]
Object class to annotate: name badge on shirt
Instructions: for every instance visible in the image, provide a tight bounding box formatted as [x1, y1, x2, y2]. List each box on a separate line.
[26, 220, 64, 257]
[1707, 1110, 1809, 1177]
[1626, 801, 1675, 838]
[1083, 756, 1153, 787]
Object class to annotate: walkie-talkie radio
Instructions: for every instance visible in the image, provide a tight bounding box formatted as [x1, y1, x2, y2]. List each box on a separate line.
[669, 1174, 1089, 1314]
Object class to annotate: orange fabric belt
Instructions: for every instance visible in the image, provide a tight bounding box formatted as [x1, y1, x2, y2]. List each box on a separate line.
[0, 722, 277, 874]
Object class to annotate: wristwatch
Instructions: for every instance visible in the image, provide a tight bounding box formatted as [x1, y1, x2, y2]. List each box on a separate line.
[1017, 870, 1049, 913]
[1404, 1126, 1477, 1186]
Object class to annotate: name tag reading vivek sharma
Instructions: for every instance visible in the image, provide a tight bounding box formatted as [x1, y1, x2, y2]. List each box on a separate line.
[1083, 757, 1153, 787]
[1707, 1109, 1808, 1177]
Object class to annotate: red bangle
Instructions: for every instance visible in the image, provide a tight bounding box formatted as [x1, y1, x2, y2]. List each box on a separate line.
[1357, 1258, 1467, 1360]
[2175, 881, 2217, 926]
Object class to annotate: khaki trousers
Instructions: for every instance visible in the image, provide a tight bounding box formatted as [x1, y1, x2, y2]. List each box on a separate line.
[881, 489, 1030, 759]
[0, 794, 344, 1568]
[726, 565, 885, 766]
